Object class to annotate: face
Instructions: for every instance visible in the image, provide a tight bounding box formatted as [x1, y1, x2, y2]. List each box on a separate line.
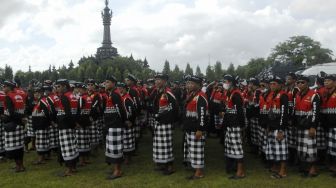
[125, 79, 132, 87]
[118, 87, 126, 94]
[270, 81, 281, 92]
[187, 81, 200, 92]
[33, 92, 41, 99]
[55, 84, 64, 93]
[296, 80, 308, 91]
[87, 83, 95, 91]
[286, 76, 295, 85]
[155, 78, 165, 88]
[105, 80, 115, 90]
[3, 85, 10, 93]
[260, 82, 269, 91]
[324, 79, 335, 89]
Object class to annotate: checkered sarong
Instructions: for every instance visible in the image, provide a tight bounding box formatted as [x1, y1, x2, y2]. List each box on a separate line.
[123, 126, 135, 153]
[225, 126, 244, 159]
[148, 113, 155, 129]
[327, 128, 336, 157]
[287, 125, 297, 149]
[26, 116, 35, 137]
[183, 131, 205, 168]
[249, 118, 259, 145]
[265, 130, 288, 161]
[75, 128, 90, 153]
[98, 117, 104, 142]
[48, 125, 59, 149]
[0, 120, 5, 154]
[59, 129, 78, 161]
[297, 129, 317, 162]
[153, 122, 174, 163]
[258, 126, 267, 154]
[35, 129, 50, 153]
[89, 120, 99, 148]
[105, 127, 124, 163]
[5, 125, 25, 151]
[316, 124, 326, 149]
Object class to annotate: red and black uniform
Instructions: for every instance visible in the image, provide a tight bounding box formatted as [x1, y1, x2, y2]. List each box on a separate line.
[46, 92, 60, 150]
[0, 91, 6, 156]
[246, 89, 262, 147]
[258, 90, 272, 154]
[223, 88, 245, 159]
[76, 93, 93, 155]
[32, 97, 51, 155]
[3, 90, 26, 160]
[87, 91, 102, 148]
[103, 87, 127, 164]
[121, 93, 136, 155]
[294, 89, 320, 162]
[321, 87, 336, 157]
[285, 87, 299, 149]
[265, 90, 289, 162]
[55, 91, 79, 167]
[152, 87, 178, 164]
[183, 90, 208, 169]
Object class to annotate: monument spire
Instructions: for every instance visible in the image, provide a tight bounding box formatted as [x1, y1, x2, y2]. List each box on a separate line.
[96, 0, 118, 61]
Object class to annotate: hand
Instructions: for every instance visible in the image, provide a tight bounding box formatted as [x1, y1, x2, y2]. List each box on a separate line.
[75, 123, 81, 129]
[22, 118, 28, 125]
[219, 112, 225, 118]
[125, 120, 132, 128]
[195, 131, 203, 140]
[309, 127, 316, 138]
[276, 131, 284, 141]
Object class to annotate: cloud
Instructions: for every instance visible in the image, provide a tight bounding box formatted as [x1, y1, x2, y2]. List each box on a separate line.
[0, 0, 335, 75]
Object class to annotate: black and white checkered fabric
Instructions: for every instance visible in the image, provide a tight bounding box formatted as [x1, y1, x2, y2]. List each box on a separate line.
[48, 125, 59, 149]
[105, 127, 124, 162]
[316, 124, 326, 149]
[59, 129, 78, 161]
[26, 116, 35, 137]
[135, 118, 141, 139]
[287, 126, 297, 149]
[35, 129, 50, 153]
[98, 117, 104, 142]
[153, 123, 174, 163]
[327, 128, 336, 157]
[250, 118, 259, 145]
[0, 120, 5, 154]
[258, 126, 267, 154]
[123, 126, 135, 153]
[75, 128, 90, 153]
[214, 114, 223, 129]
[297, 129, 317, 162]
[148, 113, 155, 129]
[5, 125, 25, 151]
[89, 120, 99, 148]
[183, 131, 205, 168]
[265, 130, 288, 161]
[225, 126, 244, 159]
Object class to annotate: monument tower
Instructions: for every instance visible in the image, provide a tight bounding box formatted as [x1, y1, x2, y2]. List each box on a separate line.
[96, 0, 118, 60]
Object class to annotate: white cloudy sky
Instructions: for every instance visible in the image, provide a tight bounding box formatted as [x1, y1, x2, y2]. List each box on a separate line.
[0, 0, 336, 73]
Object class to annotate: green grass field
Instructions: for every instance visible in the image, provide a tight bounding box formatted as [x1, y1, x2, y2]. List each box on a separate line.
[0, 127, 335, 188]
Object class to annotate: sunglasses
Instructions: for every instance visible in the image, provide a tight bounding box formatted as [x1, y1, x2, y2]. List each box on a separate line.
[296, 81, 306, 84]
[260, 84, 266, 87]
[55, 85, 62, 88]
[87, 83, 94, 86]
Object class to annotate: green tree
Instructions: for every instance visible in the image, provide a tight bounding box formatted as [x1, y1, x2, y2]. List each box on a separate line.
[162, 60, 171, 75]
[269, 35, 333, 66]
[195, 65, 203, 77]
[185, 63, 193, 75]
[214, 61, 223, 80]
[226, 63, 235, 75]
[95, 67, 104, 82]
[4, 65, 13, 80]
[206, 65, 216, 81]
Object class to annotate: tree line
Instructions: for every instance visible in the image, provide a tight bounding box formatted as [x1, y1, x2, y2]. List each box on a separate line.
[0, 35, 334, 86]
